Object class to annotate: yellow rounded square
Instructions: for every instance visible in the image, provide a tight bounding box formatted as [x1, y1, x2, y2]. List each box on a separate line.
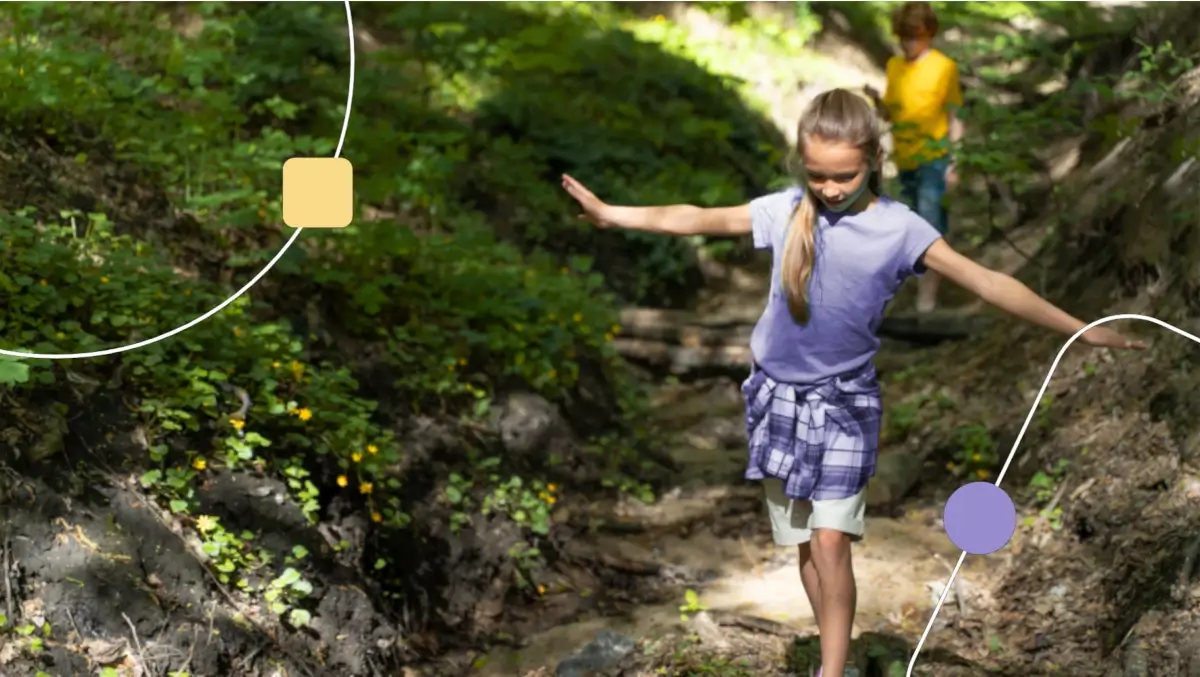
[282, 157, 354, 228]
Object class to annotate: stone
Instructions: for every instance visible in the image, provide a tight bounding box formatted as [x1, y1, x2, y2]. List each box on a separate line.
[555, 630, 636, 677]
[494, 391, 570, 456]
[866, 451, 923, 507]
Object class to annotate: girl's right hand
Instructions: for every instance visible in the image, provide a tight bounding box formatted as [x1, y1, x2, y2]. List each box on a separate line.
[561, 174, 615, 228]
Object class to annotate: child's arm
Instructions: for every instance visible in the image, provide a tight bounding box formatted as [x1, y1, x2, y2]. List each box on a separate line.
[920, 239, 1146, 349]
[560, 174, 752, 237]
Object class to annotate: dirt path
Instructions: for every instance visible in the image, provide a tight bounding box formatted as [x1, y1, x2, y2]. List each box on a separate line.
[478, 371, 983, 677]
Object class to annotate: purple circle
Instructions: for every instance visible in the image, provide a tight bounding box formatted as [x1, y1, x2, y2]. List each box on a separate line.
[943, 482, 1016, 555]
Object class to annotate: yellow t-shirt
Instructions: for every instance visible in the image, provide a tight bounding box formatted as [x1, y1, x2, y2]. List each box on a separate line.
[883, 48, 963, 171]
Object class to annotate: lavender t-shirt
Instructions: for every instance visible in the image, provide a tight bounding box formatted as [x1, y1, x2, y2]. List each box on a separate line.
[748, 187, 943, 385]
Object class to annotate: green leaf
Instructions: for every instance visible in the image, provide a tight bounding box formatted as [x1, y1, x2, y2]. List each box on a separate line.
[275, 567, 302, 587]
[0, 357, 31, 385]
[288, 608, 312, 627]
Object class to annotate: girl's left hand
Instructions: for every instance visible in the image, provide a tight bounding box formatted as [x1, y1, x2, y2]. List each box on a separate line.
[1081, 326, 1147, 350]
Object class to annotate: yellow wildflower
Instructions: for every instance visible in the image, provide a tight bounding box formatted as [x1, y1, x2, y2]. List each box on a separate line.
[537, 584, 546, 595]
[337, 475, 348, 488]
[976, 469, 989, 479]
[233, 327, 242, 337]
[195, 515, 217, 532]
[371, 511, 382, 523]
[39, 280, 47, 287]
[572, 313, 583, 323]
[946, 462, 956, 470]
[458, 357, 467, 366]
[972, 454, 981, 462]
[359, 482, 373, 495]
[367, 444, 378, 455]
[546, 495, 557, 506]
[230, 418, 245, 431]
[272, 361, 281, 368]
[297, 408, 312, 422]
[100, 276, 110, 284]
[192, 458, 207, 471]
[547, 483, 557, 493]
[352, 452, 363, 463]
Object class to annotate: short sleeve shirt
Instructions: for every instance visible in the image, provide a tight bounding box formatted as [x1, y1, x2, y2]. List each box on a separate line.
[883, 48, 963, 170]
[748, 187, 943, 384]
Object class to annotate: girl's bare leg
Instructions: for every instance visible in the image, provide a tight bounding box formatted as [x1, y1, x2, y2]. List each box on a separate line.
[811, 528, 856, 676]
[798, 542, 823, 626]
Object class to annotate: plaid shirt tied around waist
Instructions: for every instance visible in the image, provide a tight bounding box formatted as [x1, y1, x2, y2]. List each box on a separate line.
[741, 364, 883, 502]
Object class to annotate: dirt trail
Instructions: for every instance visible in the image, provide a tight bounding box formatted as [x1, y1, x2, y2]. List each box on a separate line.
[478, 368, 981, 676]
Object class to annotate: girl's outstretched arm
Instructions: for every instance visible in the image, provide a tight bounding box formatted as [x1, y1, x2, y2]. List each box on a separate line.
[920, 239, 1147, 350]
[561, 174, 751, 237]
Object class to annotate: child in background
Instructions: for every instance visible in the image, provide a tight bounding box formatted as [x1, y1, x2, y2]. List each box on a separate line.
[871, 1, 965, 313]
[562, 88, 1142, 676]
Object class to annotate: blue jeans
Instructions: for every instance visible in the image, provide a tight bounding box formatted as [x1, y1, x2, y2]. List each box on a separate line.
[898, 156, 950, 235]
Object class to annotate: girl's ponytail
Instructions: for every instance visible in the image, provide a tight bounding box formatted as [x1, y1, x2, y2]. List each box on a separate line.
[780, 190, 819, 324]
[781, 87, 884, 325]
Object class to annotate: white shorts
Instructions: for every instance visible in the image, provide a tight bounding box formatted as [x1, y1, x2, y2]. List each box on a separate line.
[762, 478, 867, 546]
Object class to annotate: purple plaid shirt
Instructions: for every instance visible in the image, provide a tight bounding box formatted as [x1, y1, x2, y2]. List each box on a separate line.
[741, 364, 882, 501]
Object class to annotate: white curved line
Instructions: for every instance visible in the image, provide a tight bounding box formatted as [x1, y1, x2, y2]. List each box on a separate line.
[908, 314, 1192, 676]
[0, 1, 357, 361]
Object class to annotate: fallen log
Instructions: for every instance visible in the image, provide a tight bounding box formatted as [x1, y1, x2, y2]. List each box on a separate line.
[613, 338, 751, 378]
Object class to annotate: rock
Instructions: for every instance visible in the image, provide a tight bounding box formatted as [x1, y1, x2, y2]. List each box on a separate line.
[555, 630, 636, 677]
[494, 391, 570, 456]
[691, 611, 730, 650]
[26, 403, 69, 463]
[866, 452, 923, 507]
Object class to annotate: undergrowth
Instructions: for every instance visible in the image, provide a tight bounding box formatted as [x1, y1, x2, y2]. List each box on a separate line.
[0, 0, 788, 643]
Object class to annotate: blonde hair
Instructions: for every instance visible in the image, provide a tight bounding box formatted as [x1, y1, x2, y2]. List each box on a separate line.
[781, 88, 884, 324]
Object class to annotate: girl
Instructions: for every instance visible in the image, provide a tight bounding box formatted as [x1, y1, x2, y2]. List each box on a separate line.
[561, 88, 1143, 677]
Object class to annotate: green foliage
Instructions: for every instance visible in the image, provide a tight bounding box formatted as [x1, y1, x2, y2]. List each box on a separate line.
[1, 0, 756, 630]
[950, 424, 997, 481]
[358, 2, 786, 304]
[1, 214, 408, 527]
[929, 1, 1181, 245]
[308, 221, 625, 411]
[678, 588, 708, 622]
